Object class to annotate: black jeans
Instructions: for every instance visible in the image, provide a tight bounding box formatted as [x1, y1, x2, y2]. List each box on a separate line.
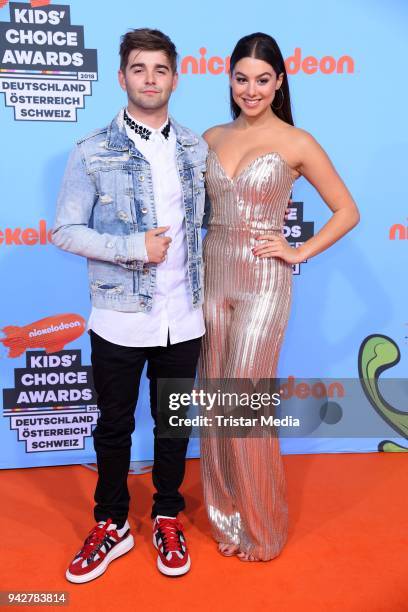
[90, 330, 202, 528]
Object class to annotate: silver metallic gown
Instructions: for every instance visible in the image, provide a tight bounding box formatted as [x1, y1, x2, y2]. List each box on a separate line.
[198, 149, 298, 560]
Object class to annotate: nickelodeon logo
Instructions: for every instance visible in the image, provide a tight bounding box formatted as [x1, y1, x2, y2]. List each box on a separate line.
[280, 376, 345, 400]
[1, 313, 86, 357]
[181, 47, 354, 75]
[389, 223, 408, 240]
[0, 220, 52, 245]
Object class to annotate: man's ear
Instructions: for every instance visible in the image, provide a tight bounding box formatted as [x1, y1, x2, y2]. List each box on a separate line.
[118, 69, 127, 92]
[172, 71, 179, 92]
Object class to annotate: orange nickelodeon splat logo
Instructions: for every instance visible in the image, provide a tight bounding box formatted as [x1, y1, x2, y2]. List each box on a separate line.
[0, 0, 50, 7]
[1, 314, 86, 357]
[181, 47, 354, 75]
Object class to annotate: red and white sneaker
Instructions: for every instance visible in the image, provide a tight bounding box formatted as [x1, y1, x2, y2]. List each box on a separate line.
[153, 516, 191, 576]
[66, 519, 134, 584]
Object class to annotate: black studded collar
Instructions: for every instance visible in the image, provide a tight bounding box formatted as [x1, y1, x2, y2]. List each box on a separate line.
[124, 109, 171, 141]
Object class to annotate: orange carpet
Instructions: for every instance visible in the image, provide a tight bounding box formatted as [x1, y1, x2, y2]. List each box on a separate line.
[2, 453, 408, 612]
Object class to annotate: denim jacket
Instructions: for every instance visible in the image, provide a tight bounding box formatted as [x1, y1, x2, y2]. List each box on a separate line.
[52, 109, 208, 313]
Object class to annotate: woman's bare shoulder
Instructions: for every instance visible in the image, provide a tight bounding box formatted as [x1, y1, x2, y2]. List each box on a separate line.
[283, 123, 319, 148]
[202, 123, 233, 147]
[274, 123, 322, 159]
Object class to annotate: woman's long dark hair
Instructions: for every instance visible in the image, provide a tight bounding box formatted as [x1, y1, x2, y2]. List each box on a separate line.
[229, 33, 294, 126]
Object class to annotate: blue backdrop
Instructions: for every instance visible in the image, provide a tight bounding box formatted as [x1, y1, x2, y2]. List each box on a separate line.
[1, 0, 407, 469]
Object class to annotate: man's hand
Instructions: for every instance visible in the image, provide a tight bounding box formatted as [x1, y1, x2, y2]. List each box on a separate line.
[145, 226, 172, 263]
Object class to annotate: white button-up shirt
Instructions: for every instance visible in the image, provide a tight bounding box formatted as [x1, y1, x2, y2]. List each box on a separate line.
[87, 109, 205, 347]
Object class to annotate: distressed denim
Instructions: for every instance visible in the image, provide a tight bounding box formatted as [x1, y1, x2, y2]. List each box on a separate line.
[52, 109, 208, 312]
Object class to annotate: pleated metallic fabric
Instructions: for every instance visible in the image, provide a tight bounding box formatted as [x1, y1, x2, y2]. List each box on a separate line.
[198, 149, 297, 560]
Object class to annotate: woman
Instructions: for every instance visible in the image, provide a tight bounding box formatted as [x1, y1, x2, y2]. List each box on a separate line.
[199, 33, 359, 561]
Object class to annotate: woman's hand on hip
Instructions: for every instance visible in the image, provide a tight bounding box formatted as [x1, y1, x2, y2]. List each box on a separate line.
[252, 234, 303, 264]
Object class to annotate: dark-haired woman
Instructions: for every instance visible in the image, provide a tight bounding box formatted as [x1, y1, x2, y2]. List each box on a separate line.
[199, 33, 359, 561]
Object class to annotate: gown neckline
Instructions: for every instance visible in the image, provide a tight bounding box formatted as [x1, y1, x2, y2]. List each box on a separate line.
[208, 148, 299, 182]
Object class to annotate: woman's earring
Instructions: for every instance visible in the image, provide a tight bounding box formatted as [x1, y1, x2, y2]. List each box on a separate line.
[272, 87, 284, 110]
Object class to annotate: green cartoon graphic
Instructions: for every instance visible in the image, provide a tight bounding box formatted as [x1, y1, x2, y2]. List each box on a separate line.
[358, 334, 408, 452]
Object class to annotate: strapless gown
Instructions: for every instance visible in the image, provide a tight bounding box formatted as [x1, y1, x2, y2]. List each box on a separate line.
[198, 149, 298, 560]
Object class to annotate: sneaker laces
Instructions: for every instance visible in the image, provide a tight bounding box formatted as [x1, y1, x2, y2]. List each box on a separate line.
[80, 519, 113, 558]
[157, 518, 184, 554]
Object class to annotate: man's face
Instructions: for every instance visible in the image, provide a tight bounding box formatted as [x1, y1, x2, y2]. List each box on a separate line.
[118, 49, 178, 112]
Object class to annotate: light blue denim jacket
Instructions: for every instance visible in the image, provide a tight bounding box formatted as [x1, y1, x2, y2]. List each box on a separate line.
[52, 109, 208, 313]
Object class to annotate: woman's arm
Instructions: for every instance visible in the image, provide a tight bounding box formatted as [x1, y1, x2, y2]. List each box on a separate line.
[253, 131, 360, 262]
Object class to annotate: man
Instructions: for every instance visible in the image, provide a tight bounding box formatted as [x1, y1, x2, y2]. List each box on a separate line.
[52, 28, 208, 582]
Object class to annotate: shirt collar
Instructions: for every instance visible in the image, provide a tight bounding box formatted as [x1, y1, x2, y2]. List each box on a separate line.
[106, 109, 199, 150]
[124, 108, 170, 144]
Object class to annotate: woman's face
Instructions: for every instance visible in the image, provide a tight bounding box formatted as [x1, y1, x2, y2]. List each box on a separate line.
[230, 56, 283, 117]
